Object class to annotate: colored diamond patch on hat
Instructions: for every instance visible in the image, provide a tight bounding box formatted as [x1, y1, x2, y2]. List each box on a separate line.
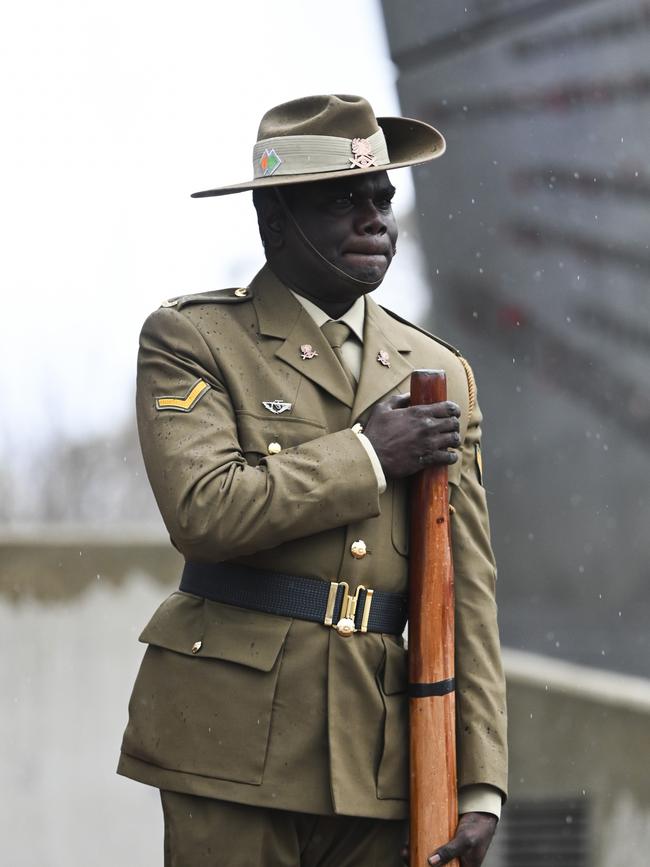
[260, 148, 282, 176]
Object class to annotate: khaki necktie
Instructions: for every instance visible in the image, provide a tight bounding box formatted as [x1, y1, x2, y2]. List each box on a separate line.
[321, 320, 357, 390]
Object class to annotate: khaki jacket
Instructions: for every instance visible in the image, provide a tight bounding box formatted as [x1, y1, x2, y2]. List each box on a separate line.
[118, 265, 507, 819]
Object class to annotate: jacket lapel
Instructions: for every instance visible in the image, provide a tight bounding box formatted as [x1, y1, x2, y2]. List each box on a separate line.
[351, 296, 414, 422]
[252, 266, 355, 408]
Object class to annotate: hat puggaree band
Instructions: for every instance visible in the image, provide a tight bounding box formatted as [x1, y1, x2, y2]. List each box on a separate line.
[253, 129, 389, 179]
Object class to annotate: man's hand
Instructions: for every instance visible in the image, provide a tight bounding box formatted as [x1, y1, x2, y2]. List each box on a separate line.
[363, 393, 461, 479]
[401, 812, 498, 866]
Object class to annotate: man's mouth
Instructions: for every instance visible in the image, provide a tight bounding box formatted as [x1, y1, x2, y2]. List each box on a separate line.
[343, 242, 390, 257]
[342, 246, 391, 264]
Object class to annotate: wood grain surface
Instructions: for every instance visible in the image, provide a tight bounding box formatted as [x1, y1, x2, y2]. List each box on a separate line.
[409, 369, 458, 867]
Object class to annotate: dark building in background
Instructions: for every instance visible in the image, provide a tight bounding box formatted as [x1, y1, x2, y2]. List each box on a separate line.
[381, 0, 650, 679]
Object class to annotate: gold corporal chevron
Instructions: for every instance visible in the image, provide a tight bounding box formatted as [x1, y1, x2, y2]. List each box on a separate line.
[155, 378, 211, 412]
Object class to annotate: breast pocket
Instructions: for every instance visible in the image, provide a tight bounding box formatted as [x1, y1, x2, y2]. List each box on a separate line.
[235, 411, 326, 465]
[121, 591, 291, 785]
[391, 461, 462, 557]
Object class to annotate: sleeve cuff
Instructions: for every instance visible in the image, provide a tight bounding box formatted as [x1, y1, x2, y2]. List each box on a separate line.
[458, 784, 502, 819]
[354, 430, 387, 494]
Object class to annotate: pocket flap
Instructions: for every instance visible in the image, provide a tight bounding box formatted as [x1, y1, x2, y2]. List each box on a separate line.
[139, 592, 291, 672]
[382, 635, 407, 695]
[236, 411, 326, 456]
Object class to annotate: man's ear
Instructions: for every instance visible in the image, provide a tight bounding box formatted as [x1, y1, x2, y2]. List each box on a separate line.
[253, 190, 285, 253]
[264, 206, 285, 250]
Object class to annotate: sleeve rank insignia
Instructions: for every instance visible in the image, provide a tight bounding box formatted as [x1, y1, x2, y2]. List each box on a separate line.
[155, 378, 211, 412]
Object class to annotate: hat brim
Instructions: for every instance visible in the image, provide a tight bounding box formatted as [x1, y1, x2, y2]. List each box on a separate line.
[190, 116, 445, 198]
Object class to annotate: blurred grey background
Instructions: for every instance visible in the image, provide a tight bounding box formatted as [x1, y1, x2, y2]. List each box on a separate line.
[2, 1, 649, 864]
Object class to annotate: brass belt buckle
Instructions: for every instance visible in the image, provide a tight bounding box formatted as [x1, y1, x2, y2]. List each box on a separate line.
[324, 581, 375, 637]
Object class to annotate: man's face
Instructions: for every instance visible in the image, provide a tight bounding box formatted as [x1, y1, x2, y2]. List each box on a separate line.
[282, 170, 398, 289]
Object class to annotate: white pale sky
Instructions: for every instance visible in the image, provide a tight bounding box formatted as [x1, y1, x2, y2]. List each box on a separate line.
[0, 0, 429, 456]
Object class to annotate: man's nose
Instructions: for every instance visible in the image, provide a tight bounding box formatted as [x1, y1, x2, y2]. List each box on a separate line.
[355, 202, 387, 235]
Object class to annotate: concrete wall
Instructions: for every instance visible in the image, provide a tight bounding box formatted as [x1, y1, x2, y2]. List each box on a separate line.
[502, 650, 650, 866]
[1, 535, 180, 867]
[2, 538, 649, 865]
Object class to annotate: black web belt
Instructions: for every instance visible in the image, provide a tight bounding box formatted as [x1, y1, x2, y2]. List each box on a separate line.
[180, 561, 408, 637]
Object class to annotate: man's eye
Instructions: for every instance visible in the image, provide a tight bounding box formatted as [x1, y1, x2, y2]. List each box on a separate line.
[376, 196, 394, 210]
[331, 195, 353, 207]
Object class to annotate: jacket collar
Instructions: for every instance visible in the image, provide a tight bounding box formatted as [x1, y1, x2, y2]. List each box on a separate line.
[351, 294, 414, 421]
[252, 265, 355, 406]
[251, 265, 414, 414]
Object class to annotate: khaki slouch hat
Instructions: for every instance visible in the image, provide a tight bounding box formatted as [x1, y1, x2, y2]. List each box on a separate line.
[191, 93, 445, 198]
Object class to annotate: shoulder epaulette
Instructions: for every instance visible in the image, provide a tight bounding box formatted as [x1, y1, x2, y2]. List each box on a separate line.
[380, 305, 476, 417]
[160, 286, 253, 309]
[379, 305, 461, 356]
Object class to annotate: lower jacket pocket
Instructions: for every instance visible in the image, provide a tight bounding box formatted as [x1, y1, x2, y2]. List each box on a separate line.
[122, 592, 291, 785]
[376, 635, 409, 800]
[391, 479, 410, 557]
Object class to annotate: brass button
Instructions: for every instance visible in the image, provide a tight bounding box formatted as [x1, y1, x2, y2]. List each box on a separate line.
[191, 640, 202, 654]
[234, 287, 249, 297]
[350, 539, 367, 559]
[268, 442, 282, 455]
[335, 617, 356, 637]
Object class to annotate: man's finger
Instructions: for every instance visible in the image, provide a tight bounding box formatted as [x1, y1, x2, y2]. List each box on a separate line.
[422, 417, 460, 435]
[432, 432, 461, 451]
[414, 401, 461, 419]
[428, 833, 466, 865]
[419, 448, 459, 466]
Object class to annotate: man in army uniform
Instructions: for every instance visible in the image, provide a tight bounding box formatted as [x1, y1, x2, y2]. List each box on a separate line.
[118, 94, 507, 866]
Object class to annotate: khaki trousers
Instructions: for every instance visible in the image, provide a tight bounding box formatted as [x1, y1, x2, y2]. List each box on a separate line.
[161, 791, 406, 867]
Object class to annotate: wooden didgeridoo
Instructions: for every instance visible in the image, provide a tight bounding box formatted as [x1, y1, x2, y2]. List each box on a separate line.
[409, 369, 459, 867]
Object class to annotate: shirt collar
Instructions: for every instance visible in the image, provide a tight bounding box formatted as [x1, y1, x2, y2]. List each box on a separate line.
[290, 291, 366, 344]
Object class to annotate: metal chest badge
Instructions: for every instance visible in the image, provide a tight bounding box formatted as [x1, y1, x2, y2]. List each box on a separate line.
[262, 400, 292, 414]
[376, 350, 391, 367]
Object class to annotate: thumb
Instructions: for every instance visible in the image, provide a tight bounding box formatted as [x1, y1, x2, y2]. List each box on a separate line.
[428, 835, 465, 865]
[384, 392, 410, 410]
